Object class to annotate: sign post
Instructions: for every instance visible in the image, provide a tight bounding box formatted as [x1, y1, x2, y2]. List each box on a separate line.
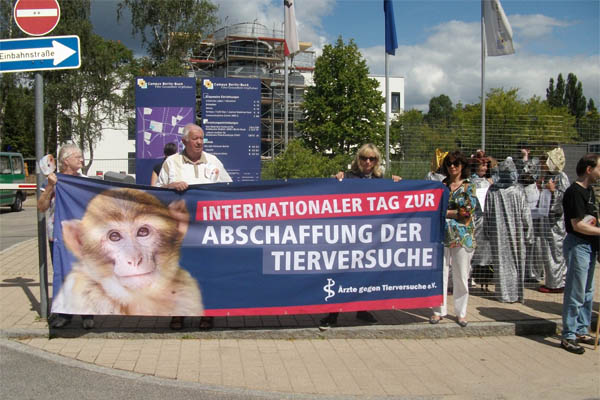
[13, 0, 60, 36]
[11, 0, 63, 320]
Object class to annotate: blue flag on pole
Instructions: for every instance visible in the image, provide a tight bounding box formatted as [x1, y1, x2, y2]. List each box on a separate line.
[384, 0, 398, 55]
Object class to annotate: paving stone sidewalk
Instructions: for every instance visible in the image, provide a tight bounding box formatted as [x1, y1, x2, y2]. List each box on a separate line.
[1, 238, 599, 398]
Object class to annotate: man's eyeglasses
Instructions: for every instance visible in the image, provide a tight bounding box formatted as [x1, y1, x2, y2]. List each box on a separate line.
[445, 160, 461, 167]
[359, 156, 377, 162]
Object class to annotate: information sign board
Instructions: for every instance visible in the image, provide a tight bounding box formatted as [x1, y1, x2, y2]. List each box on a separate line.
[200, 78, 262, 182]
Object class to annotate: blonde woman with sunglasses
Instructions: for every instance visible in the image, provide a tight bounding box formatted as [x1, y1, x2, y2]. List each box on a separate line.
[320, 144, 400, 330]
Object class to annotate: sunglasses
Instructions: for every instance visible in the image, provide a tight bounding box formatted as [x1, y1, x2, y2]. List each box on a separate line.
[359, 156, 377, 162]
[445, 160, 461, 167]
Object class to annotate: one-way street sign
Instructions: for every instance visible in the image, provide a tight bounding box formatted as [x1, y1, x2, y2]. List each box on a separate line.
[0, 35, 80, 73]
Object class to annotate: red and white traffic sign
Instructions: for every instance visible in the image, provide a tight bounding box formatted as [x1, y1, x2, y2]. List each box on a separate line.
[13, 0, 60, 36]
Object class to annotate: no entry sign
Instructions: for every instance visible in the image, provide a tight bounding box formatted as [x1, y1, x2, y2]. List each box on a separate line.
[14, 0, 61, 36]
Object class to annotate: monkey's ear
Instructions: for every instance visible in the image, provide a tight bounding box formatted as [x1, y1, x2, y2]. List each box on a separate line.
[62, 220, 84, 258]
[168, 200, 189, 238]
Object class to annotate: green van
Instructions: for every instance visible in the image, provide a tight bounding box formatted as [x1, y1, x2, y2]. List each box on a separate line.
[0, 152, 27, 212]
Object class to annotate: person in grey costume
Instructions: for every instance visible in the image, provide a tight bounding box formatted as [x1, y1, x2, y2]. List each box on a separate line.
[484, 157, 534, 303]
[534, 148, 569, 292]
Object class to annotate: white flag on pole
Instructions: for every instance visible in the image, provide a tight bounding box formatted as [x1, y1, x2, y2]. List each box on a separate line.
[284, 0, 300, 56]
[482, 0, 515, 56]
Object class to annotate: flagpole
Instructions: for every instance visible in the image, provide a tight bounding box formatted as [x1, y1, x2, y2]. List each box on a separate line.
[383, 0, 396, 177]
[481, 11, 486, 152]
[284, 55, 289, 149]
[481, 0, 516, 152]
[385, 52, 390, 177]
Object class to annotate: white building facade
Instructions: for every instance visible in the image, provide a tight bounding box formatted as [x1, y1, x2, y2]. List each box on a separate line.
[370, 75, 405, 119]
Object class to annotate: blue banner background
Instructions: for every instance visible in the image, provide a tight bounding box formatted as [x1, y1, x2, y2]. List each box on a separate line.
[52, 175, 448, 316]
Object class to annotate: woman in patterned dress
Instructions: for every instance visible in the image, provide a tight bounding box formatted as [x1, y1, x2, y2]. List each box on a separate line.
[430, 150, 477, 327]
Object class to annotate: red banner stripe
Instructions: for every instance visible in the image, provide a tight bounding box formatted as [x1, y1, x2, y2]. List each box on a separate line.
[204, 295, 442, 317]
[196, 189, 443, 222]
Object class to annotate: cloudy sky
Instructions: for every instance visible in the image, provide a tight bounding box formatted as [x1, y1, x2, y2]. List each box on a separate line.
[91, 0, 600, 112]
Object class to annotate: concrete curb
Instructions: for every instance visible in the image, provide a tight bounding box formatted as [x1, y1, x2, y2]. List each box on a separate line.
[1, 319, 561, 340]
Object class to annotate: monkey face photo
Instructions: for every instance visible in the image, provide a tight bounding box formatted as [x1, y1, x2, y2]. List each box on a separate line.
[52, 188, 204, 316]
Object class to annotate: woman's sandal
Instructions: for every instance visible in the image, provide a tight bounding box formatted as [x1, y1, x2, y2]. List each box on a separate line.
[429, 315, 442, 324]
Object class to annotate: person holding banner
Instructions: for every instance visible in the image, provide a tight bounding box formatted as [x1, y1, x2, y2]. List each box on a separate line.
[38, 144, 94, 329]
[429, 150, 477, 328]
[156, 123, 232, 190]
[320, 143, 400, 330]
[150, 142, 177, 186]
[155, 123, 232, 330]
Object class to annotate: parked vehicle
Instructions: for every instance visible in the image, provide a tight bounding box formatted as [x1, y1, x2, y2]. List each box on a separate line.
[0, 152, 27, 212]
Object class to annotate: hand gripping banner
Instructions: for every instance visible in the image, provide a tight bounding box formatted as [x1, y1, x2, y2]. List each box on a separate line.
[51, 175, 448, 317]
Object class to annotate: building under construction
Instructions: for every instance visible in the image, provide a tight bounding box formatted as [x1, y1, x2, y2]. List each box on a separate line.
[188, 22, 315, 159]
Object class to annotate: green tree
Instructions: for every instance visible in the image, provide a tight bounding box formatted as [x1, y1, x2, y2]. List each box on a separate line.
[39, 0, 95, 155]
[555, 73, 566, 107]
[389, 109, 423, 160]
[298, 37, 385, 155]
[564, 73, 587, 121]
[1, 85, 35, 156]
[588, 98, 597, 113]
[546, 78, 558, 107]
[424, 94, 454, 127]
[55, 36, 134, 173]
[0, 0, 27, 151]
[118, 0, 218, 63]
[453, 88, 578, 158]
[579, 108, 599, 142]
[261, 140, 348, 179]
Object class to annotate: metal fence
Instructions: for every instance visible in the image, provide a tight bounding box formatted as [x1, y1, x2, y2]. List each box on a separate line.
[385, 121, 599, 305]
[22, 119, 599, 308]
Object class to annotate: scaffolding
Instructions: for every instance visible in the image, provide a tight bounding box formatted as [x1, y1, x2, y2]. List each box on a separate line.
[188, 22, 314, 159]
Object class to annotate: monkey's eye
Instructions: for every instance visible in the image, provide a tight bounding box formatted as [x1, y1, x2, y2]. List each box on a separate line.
[137, 226, 150, 237]
[108, 231, 122, 242]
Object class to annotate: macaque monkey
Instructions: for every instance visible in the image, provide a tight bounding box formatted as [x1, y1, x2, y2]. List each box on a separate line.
[52, 188, 203, 316]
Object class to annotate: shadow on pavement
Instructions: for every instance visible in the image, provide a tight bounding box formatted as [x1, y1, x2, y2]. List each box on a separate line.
[1, 277, 41, 315]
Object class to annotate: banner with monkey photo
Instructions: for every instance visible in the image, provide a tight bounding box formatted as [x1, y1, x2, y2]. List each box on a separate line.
[51, 175, 449, 317]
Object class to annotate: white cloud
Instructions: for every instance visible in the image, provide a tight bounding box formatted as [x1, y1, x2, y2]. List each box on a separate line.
[214, 0, 334, 52]
[362, 18, 600, 111]
[510, 14, 571, 40]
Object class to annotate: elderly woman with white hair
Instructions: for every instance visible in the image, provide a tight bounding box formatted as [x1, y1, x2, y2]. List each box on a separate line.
[37, 143, 94, 329]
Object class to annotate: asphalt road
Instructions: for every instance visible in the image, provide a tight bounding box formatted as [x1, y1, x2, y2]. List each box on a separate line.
[0, 197, 39, 251]
[0, 340, 308, 400]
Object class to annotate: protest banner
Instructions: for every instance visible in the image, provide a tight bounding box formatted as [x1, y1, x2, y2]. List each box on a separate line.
[51, 175, 448, 316]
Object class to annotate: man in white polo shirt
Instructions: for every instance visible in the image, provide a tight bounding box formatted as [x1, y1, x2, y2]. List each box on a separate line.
[156, 123, 232, 189]
[156, 123, 232, 330]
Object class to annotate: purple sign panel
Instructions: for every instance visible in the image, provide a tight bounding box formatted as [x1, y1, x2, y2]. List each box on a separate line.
[134, 77, 196, 185]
